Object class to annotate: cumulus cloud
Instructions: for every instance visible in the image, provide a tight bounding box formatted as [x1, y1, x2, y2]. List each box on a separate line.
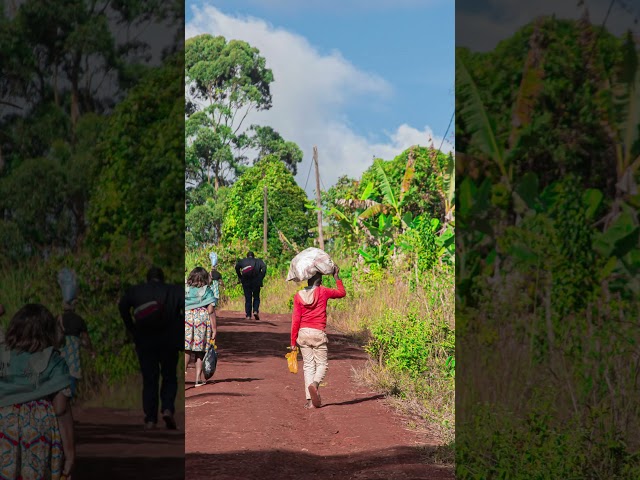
[186, 6, 453, 195]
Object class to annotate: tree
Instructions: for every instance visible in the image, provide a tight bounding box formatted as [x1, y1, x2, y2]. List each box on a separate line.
[89, 55, 184, 263]
[222, 156, 314, 256]
[0, 0, 182, 258]
[237, 125, 303, 175]
[185, 34, 274, 190]
[185, 184, 229, 244]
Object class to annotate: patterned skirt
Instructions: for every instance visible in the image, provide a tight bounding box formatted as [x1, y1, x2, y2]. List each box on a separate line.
[0, 399, 65, 480]
[185, 307, 212, 352]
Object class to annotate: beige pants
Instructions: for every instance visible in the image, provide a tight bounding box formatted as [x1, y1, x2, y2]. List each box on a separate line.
[297, 327, 329, 400]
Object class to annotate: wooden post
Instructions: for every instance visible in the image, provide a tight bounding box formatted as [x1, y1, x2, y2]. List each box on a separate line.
[263, 185, 268, 254]
[313, 146, 324, 250]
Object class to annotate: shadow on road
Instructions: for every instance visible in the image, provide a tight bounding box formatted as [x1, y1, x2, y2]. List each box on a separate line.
[220, 317, 278, 327]
[321, 394, 386, 408]
[186, 392, 251, 399]
[76, 456, 184, 480]
[186, 445, 453, 480]
[73, 410, 185, 479]
[185, 377, 264, 392]
[76, 423, 180, 446]
[214, 315, 364, 363]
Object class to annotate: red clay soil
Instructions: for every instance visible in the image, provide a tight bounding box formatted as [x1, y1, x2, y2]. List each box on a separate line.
[185, 310, 453, 480]
[71, 407, 185, 479]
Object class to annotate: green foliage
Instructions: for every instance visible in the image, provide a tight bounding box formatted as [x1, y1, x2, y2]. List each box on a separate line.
[323, 146, 455, 271]
[359, 146, 450, 222]
[89, 55, 184, 265]
[222, 155, 314, 256]
[457, 400, 640, 479]
[237, 125, 303, 175]
[366, 310, 453, 379]
[456, 17, 626, 190]
[185, 186, 230, 245]
[456, 15, 640, 478]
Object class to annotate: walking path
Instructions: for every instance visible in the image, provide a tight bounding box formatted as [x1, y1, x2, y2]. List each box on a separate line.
[73, 407, 185, 479]
[185, 310, 453, 480]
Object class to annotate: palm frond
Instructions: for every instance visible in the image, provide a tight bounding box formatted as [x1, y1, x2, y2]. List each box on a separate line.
[374, 160, 398, 212]
[456, 56, 507, 182]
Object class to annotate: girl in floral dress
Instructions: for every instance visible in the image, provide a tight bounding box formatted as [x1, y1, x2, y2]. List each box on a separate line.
[184, 267, 218, 387]
[0, 304, 75, 480]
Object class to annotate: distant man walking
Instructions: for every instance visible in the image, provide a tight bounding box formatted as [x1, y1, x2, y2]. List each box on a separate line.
[235, 251, 267, 320]
[118, 267, 183, 430]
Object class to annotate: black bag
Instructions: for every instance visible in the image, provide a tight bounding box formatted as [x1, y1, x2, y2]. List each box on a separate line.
[240, 259, 256, 278]
[133, 288, 169, 331]
[203, 346, 218, 380]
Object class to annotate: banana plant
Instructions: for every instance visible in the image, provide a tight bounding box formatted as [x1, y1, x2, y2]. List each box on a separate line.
[359, 147, 417, 232]
[598, 32, 640, 229]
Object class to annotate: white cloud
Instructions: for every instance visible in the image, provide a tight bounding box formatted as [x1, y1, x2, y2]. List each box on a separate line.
[186, 6, 453, 195]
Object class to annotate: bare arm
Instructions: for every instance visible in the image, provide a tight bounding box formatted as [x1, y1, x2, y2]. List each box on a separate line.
[291, 295, 302, 348]
[53, 391, 75, 478]
[327, 266, 346, 299]
[207, 303, 217, 343]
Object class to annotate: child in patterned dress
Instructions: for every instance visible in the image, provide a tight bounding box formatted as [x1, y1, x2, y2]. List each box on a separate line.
[0, 304, 75, 479]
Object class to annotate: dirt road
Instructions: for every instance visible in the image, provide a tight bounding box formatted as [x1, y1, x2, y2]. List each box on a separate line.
[72, 407, 185, 479]
[185, 310, 453, 480]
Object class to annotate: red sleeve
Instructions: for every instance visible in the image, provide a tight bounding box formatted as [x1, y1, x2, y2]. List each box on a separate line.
[291, 293, 302, 347]
[326, 279, 346, 299]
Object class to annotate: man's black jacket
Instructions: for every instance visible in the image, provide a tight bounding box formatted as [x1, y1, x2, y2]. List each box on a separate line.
[235, 257, 267, 287]
[118, 280, 184, 349]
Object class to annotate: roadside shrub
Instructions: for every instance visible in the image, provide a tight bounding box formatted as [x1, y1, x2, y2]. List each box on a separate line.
[366, 310, 454, 379]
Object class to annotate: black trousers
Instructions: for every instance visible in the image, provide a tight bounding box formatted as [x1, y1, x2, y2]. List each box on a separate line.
[135, 342, 178, 423]
[242, 283, 261, 317]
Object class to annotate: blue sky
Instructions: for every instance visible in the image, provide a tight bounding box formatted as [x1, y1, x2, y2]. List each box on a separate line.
[186, 0, 454, 192]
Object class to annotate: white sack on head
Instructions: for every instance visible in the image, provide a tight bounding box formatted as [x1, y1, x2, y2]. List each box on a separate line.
[287, 247, 336, 282]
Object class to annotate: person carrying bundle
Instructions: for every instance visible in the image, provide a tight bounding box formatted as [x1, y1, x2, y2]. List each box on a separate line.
[288, 248, 346, 409]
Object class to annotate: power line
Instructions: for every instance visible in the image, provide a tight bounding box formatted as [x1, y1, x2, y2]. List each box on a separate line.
[587, 0, 616, 60]
[436, 111, 455, 155]
[303, 157, 314, 192]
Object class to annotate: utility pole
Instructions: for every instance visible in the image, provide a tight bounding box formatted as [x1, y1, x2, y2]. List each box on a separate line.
[263, 185, 268, 254]
[313, 146, 324, 250]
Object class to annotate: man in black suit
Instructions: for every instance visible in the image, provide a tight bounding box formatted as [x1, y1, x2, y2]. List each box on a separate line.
[235, 251, 267, 320]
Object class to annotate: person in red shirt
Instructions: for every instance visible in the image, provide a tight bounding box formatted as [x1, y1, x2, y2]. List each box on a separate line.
[291, 265, 346, 409]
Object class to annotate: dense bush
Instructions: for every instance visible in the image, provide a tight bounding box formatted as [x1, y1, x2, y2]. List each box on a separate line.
[222, 156, 314, 257]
